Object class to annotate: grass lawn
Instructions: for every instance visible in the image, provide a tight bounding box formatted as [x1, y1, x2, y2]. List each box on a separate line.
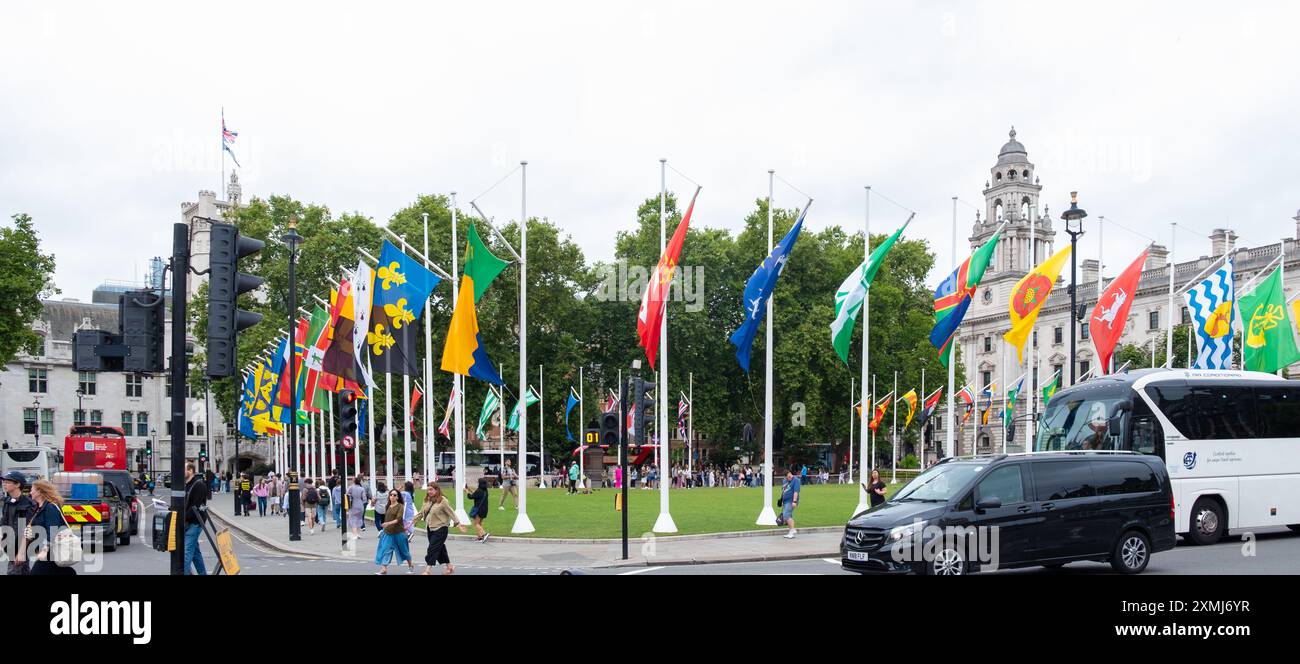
[378, 481, 905, 539]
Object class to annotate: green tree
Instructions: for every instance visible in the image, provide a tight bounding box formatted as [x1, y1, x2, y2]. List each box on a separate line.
[0, 214, 58, 365]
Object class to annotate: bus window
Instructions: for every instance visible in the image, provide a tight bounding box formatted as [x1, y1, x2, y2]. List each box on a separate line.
[1256, 387, 1300, 438]
[1037, 397, 1125, 451]
[1129, 396, 1164, 458]
[1191, 386, 1259, 440]
[1147, 385, 1197, 439]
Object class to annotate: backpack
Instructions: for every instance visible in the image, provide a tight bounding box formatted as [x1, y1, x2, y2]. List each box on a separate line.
[318, 487, 331, 506]
[304, 487, 318, 505]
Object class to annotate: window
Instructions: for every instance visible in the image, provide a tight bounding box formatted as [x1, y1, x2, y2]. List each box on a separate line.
[1080, 323, 1090, 340]
[23, 408, 38, 435]
[1054, 327, 1063, 345]
[1194, 386, 1258, 440]
[186, 421, 195, 436]
[196, 422, 205, 436]
[1008, 170, 1017, 181]
[1031, 461, 1097, 500]
[122, 411, 134, 433]
[1022, 170, 1030, 179]
[1181, 307, 1191, 325]
[982, 371, 992, 389]
[1256, 387, 1300, 438]
[40, 409, 54, 436]
[1091, 461, 1158, 496]
[984, 336, 992, 353]
[166, 421, 173, 436]
[1079, 361, 1091, 377]
[1148, 310, 1160, 330]
[137, 412, 149, 438]
[1053, 364, 1064, 381]
[126, 374, 143, 398]
[89, 410, 103, 426]
[995, 173, 1002, 182]
[74, 409, 86, 426]
[78, 371, 97, 395]
[1130, 398, 1164, 457]
[1032, 330, 1038, 348]
[28, 368, 48, 393]
[975, 464, 1027, 505]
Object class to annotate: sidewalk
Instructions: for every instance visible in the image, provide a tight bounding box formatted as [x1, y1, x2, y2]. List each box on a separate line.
[207, 501, 844, 568]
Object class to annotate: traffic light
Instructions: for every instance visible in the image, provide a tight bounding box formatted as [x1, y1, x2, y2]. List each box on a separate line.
[339, 390, 359, 447]
[145, 441, 153, 458]
[599, 412, 618, 448]
[207, 222, 265, 378]
[120, 289, 165, 373]
[630, 377, 655, 447]
[198, 446, 208, 462]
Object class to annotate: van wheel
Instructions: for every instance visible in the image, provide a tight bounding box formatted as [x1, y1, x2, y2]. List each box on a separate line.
[118, 531, 131, 546]
[1188, 498, 1224, 545]
[1111, 530, 1151, 574]
[926, 547, 967, 576]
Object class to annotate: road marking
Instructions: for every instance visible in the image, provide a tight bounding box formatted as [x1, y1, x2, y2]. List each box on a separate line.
[618, 566, 665, 576]
[822, 558, 840, 565]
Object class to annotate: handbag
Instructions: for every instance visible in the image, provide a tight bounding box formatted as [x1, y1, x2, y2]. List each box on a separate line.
[51, 504, 83, 567]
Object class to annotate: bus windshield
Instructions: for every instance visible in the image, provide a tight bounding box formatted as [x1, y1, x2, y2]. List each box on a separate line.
[1037, 396, 1127, 451]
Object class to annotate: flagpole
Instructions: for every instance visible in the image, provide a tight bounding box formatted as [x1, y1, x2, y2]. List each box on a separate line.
[1001, 334, 1007, 455]
[538, 365, 545, 489]
[870, 375, 876, 473]
[1167, 223, 1176, 367]
[1027, 325, 1035, 453]
[1034, 339, 1043, 453]
[329, 391, 337, 478]
[946, 196, 957, 459]
[848, 375, 854, 483]
[578, 366, 585, 490]
[513, 160, 535, 533]
[655, 158, 678, 533]
[891, 371, 897, 484]
[451, 193, 468, 521]
[367, 357, 376, 495]
[385, 373, 393, 491]
[404, 374, 412, 484]
[498, 386, 504, 482]
[422, 212, 434, 484]
[757, 169, 778, 527]
[688, 372, 693, 483]
[856, 187, 872, 516]
[919, 368, 924, 465]
[220, 107, 225, 200]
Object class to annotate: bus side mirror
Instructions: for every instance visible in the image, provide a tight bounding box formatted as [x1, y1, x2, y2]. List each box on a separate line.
[1109, 401, 1131, 436]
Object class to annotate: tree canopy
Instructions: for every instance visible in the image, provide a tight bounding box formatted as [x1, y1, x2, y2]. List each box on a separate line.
[0, 214, 58, 366]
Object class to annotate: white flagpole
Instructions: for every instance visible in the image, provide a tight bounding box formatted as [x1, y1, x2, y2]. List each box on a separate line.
[538, 365, 545, 489]
[403, 374, 412, 484]
[513, 161, 535, 533]
[855, 187, 872, 516]
[1027, 326, 1035, 454]
[757, 169, 778, 527]
[919, 368, 924, 465]
[498, 386, 504, 480]
[385, 373, 393, 491]
[1035, 340, 1043, 453]
[655, 158, 678, 533]
[870, 375, 877, 473]
[891, 370, 897, 484]
[1166, 223, 1176, 367]
[848, 375, 855, 483]
[946, 196, 957, 459]
[578, 366, 585, 490]
[451, 193, 468, 521]
[367, 357, 376, 494]
[688, 371, 693, 483]
[329, 391, 337, 477]
[423, 212, 434, 483]
[1001, 335, 1008, 455]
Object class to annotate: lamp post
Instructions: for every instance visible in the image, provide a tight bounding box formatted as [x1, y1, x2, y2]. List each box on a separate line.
[149, 428, 156, 490]
[284, 216, 304, 542]
[1061, 192, 1088, 386]
[75, 387, 85, 425]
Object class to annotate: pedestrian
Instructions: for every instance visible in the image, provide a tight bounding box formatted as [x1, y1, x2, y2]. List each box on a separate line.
[779, 466, 801, 539]
[402, 481, 416, 535]
[2, 470, 35, 576]
[254, 478, 269, 517]
[315, 479, 331, 531]
[24, 480, 75, 576]
[371, 481, 388, 531]
[417, 482, 465, 575]
[373, 488, 415, 575]
[568, 460, 579, 495]
[332, 480, 344, 530]
[268, 473, 281, 516]
[361, 476, 372, 533]
[183, 462, 210, 575]
[346, 476, 367, 539]
[863, 469, 887, 508]
[302, 478, 319, 534]
[465, 477, 490, 542]
[498, 459, 518, 511]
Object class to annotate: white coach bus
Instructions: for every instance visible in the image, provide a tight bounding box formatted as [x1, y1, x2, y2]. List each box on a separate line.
[1036, 369, 1300, 545]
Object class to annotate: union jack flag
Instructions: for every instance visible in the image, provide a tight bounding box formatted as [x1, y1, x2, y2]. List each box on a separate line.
[222, 110, 241, 167]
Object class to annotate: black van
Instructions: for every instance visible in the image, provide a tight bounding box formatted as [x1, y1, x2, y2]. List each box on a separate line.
[841, 451, 1176, 575]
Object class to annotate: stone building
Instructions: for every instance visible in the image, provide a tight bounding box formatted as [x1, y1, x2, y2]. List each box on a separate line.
[932, 129, 1300, 460]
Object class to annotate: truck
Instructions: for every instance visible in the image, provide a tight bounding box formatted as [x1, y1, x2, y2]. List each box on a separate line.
[52, 471, 131, 552]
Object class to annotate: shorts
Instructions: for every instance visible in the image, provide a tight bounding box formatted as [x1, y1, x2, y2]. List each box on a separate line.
[781, 502, 795, 522]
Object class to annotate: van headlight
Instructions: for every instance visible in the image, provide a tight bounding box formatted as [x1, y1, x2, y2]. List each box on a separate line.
[889, 521, 927, 542]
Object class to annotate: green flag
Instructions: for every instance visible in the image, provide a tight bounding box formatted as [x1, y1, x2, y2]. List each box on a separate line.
[305, 305, 332, 412]
[465, 222, 510, 303]
[830, 219, 912, 364]
[1003, 374, 1024, 429]
[1240, 265, 1300, 373]
[1041, 370, 1061, 405]
[507, 386, 540, 431]
[476, 387, 500, 439]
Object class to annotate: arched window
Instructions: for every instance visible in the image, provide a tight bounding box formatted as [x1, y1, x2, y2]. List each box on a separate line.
[1008, 170, 1017, 181]
[994, 199, 1003, 221]
[995, 172, 1002, 182]
[1021, 197, 1030, 220]
[1022, 169, 1030, 179]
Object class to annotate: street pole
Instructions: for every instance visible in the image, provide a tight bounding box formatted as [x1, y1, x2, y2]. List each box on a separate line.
[620, 371, 630, 559]
[578, 365, 584, 490]
[758, 169, 778, 526]
[169, 223, 189, 575]
[451, 193, 468, 521]
[1061, 193, 1087, 385]
[285, 218, 304, 542]
[947, 196, 956, 458]
[513, 161, 535, 533]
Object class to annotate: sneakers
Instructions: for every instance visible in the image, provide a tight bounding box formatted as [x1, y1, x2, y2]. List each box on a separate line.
[481, 533, 491, 543]
[498, 506, 505, 511]
[783, 529, 796, 539]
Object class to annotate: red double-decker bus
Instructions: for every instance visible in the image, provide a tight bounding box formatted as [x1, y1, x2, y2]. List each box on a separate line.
[64, 425, 128, 472]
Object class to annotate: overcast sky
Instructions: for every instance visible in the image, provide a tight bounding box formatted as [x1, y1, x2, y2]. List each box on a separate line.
[3, 1, 1298, 301]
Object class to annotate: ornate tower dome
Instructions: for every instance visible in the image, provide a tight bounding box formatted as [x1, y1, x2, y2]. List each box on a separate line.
[974, 127, 1055, 276]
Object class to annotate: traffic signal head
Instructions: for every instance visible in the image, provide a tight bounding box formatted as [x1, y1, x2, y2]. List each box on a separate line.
[145, 441, 153, 457]
[207, 222, 265, 378]
[339, 390, 359, 442]
[198, 446, 208, 462]
[631, 377, 655, 446]
[599, 413, 618, 448]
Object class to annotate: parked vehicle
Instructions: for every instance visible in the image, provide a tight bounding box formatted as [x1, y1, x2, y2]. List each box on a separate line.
[63, 425, 128, 472]
[841, 450, 1176, 575]
[52, 471, 131, 552]
[99, 469, 140, 537]
[1, 444, 61, 483]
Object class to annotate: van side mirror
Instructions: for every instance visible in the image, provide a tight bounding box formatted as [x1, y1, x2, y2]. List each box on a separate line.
[976, 496, 1002, 512]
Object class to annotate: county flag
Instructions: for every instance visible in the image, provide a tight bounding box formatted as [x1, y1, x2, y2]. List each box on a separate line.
[565, 389, 580, 442]
[677, 394, 689, 440]
[901, 389, 919, 427]
[731, 206, 807, 372]
[409, 382, 424, 440]
[638, 188, 699, 366]
[1184, 258, 1236, 370]
[442, 223, 507, 385]
[369, 240, 441, 377]
[438, 385, 457, 439]
[238, 370, 258, 440]
[869, 393, 892, 433]
[931, 230, 1003, 366]
[507, 387, 540, 431]
[301, 305, 330, 413]
[1003, 375, 1025, 429]
[957, 385, 975, 410]
[476, 387, 500, 440]
[322, 278, 361, 384]
[1240, 265, 1300, 373]
[352, 260, 377, 388]
[1041, 370, 1062, 405]
[979, 383, 995, 428]
[604, 389, 619, 414]
[830, 219, 912, 364]
[1004, 245, 1072, 362]
[917, 387, 943, 427]
[1091, 249, 1148, 373]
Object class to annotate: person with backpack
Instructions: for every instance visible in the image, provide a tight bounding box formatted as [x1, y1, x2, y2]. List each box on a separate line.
[315, 478, 331, 532]
[302, 478, 319, 534]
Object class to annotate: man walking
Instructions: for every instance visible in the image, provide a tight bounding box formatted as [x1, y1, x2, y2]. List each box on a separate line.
[183, 462, 210, 575]
[2, 471, 35, 575]
[780, 466, 800, 539]
[568, 460, 579, 495]
[498, 459, 518, 511]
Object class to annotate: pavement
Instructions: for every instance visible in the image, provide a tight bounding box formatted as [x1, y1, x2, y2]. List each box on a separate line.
[205, 500, 845, 568]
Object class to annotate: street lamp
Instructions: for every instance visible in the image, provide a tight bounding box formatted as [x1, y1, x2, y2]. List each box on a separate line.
[284, 215, 304, 542]
[32, 396, 42, 447]
[149, 428, 157, 491]
[1061, 191, 1088, 386]
[75, 387, 85, 425]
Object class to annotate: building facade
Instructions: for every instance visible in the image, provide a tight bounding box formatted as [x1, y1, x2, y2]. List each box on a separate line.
[933, 129, 1300, 459]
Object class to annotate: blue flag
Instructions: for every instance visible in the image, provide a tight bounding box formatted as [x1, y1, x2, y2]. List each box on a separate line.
[238, 370, 258, 440]
[268, 336, 295, 425]
[369, 239, 442, 376]
[565, 390, 579, 442]
[729, 207, 807, 372]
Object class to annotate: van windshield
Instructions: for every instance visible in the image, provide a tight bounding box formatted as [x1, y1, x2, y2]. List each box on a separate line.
[892, 463, 984, 502]
[1037, 396, 1126, 451]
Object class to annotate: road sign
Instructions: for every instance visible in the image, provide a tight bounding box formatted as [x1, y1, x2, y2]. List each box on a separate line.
[214, 527, 241, 575]
[341, 435, 355, 450]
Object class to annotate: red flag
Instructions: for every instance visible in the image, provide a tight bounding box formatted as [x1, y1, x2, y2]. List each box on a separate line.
[1090, 248, 1149, 374]
[278, 317, 310, 408]
[637, 189, 700, 366]
[409, 383, 424, 438]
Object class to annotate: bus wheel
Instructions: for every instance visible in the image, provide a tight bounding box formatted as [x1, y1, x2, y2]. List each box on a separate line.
[1188, 498, 1224, 545]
